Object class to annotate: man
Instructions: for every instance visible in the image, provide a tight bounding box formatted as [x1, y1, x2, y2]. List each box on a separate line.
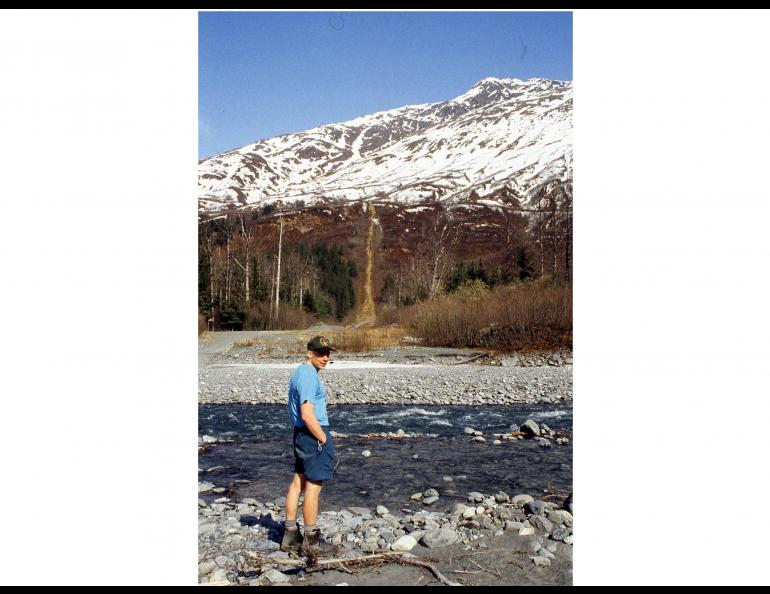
[280, 335, 338, 565]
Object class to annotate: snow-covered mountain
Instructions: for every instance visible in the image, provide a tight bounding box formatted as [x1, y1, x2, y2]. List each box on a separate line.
[198, 77, 572, 216]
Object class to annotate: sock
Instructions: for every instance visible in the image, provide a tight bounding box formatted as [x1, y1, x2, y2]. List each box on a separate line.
[304, 523, 317, 533]
[285, 519, 297, 530]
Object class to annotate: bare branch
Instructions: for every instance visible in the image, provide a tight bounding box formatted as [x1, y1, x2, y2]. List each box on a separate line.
[232, 257, 247, 272]
[246, 551, 461, 586]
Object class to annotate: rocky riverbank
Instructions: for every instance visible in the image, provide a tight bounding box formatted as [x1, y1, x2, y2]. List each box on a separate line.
[199, 333, 572, 407]
[198, 332, 573, 584]
[199, 363, 572, 406]
[201, 333, 572, 369]
[198, 488, 573, 586]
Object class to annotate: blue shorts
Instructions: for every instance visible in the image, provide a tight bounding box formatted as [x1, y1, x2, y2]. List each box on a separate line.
[293, 426, 336, 482]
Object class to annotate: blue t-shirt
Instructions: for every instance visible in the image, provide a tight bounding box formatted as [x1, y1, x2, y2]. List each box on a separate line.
[288, 362, 329, 427]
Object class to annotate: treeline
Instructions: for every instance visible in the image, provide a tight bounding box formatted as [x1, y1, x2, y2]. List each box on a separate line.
[378, 178, 572, 308]
[381, 258, 532, 307]
[199, 212, 356, 331]
[198, 178, 572, 335]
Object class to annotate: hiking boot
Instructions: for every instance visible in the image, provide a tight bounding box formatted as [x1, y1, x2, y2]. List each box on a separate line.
[280, 525, 303, 553]
[300, 528, 336, 566]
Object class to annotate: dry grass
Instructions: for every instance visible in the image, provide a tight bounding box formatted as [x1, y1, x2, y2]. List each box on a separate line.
[377, 305, 405, 326]
[330, 325, 408, 352]
[235, 337, 258, 347]
[386, 279, 572, 352]
[245, 302, 318, 331]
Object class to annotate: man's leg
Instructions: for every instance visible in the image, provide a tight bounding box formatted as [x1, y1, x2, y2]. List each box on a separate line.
[300, 479, 328, 565]
[302, 479, 323, 526]
[285, 472, 306, 521]
[280, 473, 306, 552]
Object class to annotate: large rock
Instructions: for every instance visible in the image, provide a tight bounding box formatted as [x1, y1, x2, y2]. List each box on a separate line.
[524, 500, 546, 516]
[198, 522, 216, 536]
[262, 569, 290, 584]
[551, 527, 570, 541]
[538, 547, 556, 560]
[347, 506, 373, 519]
[381, 514, 402, 528]
[511, 494, 534, 509]
[531, 556, 551, 567]
[341, 516, 363, 530]
[253, 541, 280, 552]
[198, 482, 215, 493]
[521, 420, 541, 437]
[391, 535, 418, 551]
[209, 569, 229, 583]
[421, 527, 459, 548]
[548, 510, 573, 526]
[492, 507, 512, 521]
[529, 514, 554, 533]
[518, 526, 535, 536]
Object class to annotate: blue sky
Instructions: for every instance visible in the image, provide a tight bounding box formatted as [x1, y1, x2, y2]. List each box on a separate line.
[199, 11, 572, 159]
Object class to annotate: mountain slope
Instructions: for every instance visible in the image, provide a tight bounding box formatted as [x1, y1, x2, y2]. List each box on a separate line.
[198, 77, 572, 216]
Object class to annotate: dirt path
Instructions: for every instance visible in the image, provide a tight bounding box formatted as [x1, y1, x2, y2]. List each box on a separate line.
[355, 201, 377, 324]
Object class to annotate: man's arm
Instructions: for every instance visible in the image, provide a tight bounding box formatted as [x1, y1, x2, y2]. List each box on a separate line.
[300, 400, 327, 444]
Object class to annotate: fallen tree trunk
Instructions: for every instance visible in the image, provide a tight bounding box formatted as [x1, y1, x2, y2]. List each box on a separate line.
[247, 551, 461, 586]
[451, 352, 491, 366]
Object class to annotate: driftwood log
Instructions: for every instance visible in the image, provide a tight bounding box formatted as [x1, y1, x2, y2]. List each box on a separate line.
[451, 352, 492, 366]
[247, 551, 461, 586]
